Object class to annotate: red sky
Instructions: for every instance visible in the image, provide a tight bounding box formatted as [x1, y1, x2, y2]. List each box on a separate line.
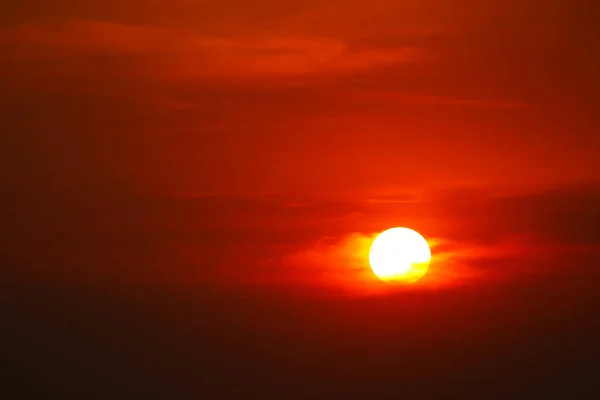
[1, 0, 600, 292]
[3, 0, 600, 195]
[3, 0, 600, 291]
[2, 1, 600, 397]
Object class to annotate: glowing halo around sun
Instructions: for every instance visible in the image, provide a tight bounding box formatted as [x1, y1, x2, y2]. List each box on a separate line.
[369, 227, 432, 283]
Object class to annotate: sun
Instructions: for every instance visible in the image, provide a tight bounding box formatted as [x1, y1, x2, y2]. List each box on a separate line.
[369, 227, 431, 283]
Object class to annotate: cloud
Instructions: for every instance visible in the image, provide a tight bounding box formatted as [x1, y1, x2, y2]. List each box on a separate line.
[251, 243, 419, 294]
[214, 184, 600, 294]
[353, 91, 532, 108]
[2, 19, 424, 80]
[240, 231, 525, 296]
[430, 183, 600, 247]
[3, 183, 600, 292]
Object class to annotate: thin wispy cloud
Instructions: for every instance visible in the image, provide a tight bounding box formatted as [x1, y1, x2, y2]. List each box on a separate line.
[2, 19, 425, 79]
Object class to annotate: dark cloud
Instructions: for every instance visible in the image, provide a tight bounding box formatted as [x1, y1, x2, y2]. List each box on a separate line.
[432, 184, 600, 246]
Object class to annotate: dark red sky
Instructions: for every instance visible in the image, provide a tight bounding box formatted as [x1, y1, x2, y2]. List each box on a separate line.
[1, 1, 600, 398]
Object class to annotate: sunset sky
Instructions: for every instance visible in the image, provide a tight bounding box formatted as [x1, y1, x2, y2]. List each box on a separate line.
[2, 1, 600, 398]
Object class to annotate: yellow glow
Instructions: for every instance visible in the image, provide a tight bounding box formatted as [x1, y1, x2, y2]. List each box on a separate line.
[369, 227, 431, 283]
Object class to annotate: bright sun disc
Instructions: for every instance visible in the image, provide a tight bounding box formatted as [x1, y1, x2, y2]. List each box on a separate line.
[369, 227, 431, 283]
